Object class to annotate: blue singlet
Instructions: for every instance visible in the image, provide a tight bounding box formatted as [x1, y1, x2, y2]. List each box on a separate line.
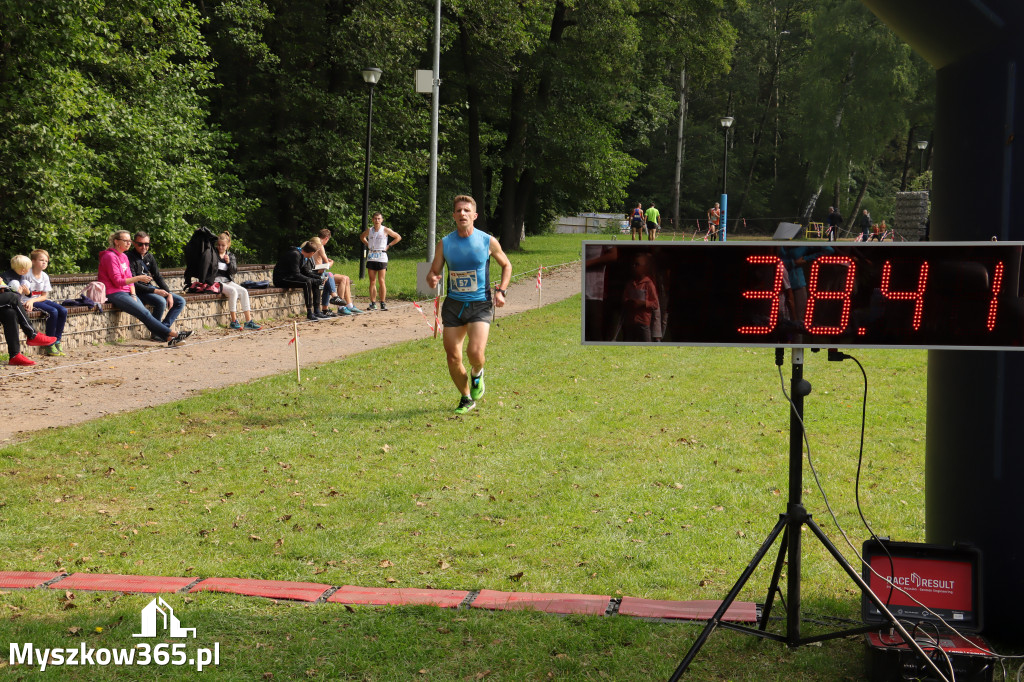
[442, 228, 492, 302]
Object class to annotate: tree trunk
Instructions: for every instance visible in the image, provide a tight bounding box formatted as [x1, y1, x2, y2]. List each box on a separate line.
[494, 75, 528, 250]
[899, 124, 916, 191]
[846, 175, 869, 231]
[672, 63, 688, 234]
[458, 19, 487, 230]
[800, 52, 856, 225]
[736, 15, 789, 221]
[494, 1, 572, 252]
[801, 184, 822, 224]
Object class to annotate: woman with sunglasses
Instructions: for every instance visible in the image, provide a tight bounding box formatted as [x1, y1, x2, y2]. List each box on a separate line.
[98, 230, 191, 347]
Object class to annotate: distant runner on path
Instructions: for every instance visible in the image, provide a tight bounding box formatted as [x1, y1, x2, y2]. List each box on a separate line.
[645, 202, 661, 241]
[426, 195, 512, 415]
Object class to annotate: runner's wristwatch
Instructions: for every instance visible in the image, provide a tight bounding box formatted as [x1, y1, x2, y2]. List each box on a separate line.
[495, 288, 507, 296]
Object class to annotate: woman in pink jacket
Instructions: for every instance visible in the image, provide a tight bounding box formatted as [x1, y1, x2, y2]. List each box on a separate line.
[98, 230, 191, 347]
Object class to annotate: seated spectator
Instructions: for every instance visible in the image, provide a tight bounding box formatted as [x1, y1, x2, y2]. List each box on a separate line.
[310, 232, 362, 316]
[99, 230, 191, 347]
[127, 231, 188, 339]
[1, 255, 32, 304]
[19, 250, 68, 356]
[215, 233, 260, 330]
[273, 241, 325, 322]
[0, 277, 56, 366]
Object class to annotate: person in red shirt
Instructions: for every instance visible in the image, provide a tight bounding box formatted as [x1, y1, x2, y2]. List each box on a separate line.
[621, 253, 659, 342]
[707, 203, 721, 241]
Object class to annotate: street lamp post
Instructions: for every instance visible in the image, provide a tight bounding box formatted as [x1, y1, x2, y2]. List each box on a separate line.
[719, 116, 734, 242]
[916, 139, 928, 174]
[359, 67, 382, 280]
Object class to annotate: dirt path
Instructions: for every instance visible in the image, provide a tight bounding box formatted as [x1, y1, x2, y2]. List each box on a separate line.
[0, 263, 581, 442]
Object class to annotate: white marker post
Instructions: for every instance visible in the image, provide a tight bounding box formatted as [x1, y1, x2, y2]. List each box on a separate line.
[536, 266, 543, 308]
[293, 320, 300, 383]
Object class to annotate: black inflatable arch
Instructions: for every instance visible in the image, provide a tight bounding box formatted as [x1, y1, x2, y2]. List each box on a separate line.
[863, 0, 1024, 640]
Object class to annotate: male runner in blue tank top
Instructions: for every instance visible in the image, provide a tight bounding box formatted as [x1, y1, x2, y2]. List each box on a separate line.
[426, 195, 512, 414]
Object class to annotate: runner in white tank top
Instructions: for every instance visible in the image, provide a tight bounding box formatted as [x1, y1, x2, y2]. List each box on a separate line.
[360, 212, 402, 310]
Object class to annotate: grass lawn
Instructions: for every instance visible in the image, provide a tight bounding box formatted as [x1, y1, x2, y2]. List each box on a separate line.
[1, 233, 931, 679]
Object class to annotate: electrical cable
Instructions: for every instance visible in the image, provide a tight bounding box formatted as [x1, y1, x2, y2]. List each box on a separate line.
[820, 351, 1024, 676]
[775, 358, 955, 682]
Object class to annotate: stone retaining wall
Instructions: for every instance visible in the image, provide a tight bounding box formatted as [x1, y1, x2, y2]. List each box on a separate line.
[2, 265, 311, 354]
[47, 264, 275, 302]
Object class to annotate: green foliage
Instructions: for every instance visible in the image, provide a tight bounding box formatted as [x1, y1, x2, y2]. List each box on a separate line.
[0, 0, 937, 272]
[197, 0, 433, 259]
[0, 0, 251, 271]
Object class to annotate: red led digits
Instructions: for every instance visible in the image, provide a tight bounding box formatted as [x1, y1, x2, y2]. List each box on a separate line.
[880, 260, 929, 330]
[987, 262, 1005, 331]
[804, 256, 856, 334]
[738, 255, 783, 334]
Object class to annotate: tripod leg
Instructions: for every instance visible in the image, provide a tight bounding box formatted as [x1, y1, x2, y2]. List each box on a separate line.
[668, 514, 789, 681]
[758, 526, 790, 631]
[802, 518, 952, 682]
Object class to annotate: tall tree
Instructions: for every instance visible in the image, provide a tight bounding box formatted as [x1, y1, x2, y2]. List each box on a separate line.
[196, 0, 434, 257]
[0, 0, 248, 270]
[794, 0, 919, 222]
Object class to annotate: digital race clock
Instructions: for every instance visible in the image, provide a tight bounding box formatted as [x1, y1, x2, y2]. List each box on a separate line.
[582, 241, 1024, 350]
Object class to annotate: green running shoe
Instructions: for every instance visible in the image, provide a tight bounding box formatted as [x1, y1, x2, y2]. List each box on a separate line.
[470, 369, 485, 401]
[454, 396, 476, 414]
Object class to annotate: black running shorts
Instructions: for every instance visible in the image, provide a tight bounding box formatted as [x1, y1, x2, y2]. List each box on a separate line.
[441, 296, 492, 327]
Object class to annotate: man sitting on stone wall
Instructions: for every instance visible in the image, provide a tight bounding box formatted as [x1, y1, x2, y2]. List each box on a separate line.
[127, 231, 190, 340]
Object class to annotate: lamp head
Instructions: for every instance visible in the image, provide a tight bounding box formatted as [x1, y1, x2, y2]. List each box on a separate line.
[362, 67, 382, 85]
[720, 116, 734, 129]
[916, 140, 928, 150]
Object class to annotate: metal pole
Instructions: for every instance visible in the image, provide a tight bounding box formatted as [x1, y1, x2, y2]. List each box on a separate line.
[786, 348, 805, 641]
[721, 125, 729, 242]
[359, 82, 375, 280]
[426, 0, 441, 262]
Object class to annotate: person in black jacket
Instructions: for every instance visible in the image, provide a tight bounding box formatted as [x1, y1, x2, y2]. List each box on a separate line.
[273, 242, 326, 321]
[127, 231, 189, 338]
[826, 207, 842, 242]
[858, 209, 873, 242]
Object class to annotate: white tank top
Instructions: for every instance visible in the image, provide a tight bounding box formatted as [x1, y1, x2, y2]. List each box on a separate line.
[367, 227, 388, 263]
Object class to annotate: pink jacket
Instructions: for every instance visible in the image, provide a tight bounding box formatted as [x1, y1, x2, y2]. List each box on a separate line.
[98, 248, 132, 295]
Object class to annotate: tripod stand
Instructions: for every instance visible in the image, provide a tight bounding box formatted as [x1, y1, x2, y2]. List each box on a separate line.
[668, 349, 950, 681]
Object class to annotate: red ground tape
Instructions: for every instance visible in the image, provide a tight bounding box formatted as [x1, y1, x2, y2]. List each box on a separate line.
[189, 577, 331, 602]
[471, 589, 610, 616]
[0, 571, 64, 589]
[617, 597, 758, 622]
[328, 585, 469, 608]
[49, 573, 194, 594]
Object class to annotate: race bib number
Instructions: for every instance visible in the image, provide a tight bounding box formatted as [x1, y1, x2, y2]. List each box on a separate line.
[369, 250, 385, 260]
[449, 269, 478, 293]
